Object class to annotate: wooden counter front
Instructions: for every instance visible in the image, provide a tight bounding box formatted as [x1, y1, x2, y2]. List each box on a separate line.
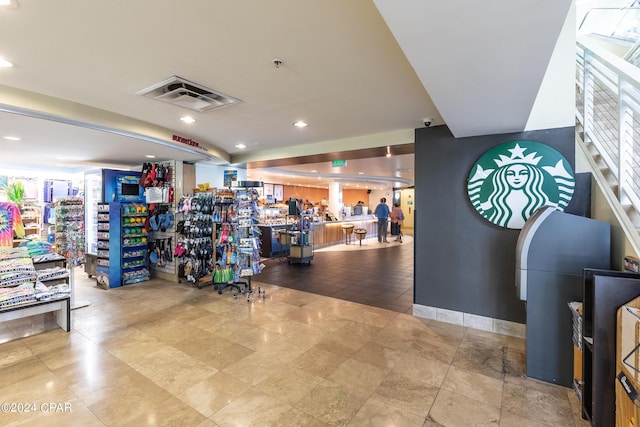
[312, 219, 378, 248]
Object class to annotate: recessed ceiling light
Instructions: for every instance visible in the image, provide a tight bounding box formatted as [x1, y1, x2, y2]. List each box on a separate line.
[235, 143, 247, 149]
[146, 155, 156, 158]
[180, 116, 196, 124]
[0, 0, 18, 9]
[293, 121, 308, 128]
[3, 136, 20, 141]
[358, 172, 364, 175]
[0, 58, 13, 68]
[310, 169, 317, 173]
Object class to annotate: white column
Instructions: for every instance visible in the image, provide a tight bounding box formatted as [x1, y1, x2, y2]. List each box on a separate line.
[328, 181, 343, 220]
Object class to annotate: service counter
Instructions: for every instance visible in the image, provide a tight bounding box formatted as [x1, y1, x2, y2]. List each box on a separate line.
[312, 217, 377, 248]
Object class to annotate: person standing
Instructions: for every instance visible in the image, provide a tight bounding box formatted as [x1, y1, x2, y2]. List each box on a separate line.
[391, 202, 405, 243]
[374, 197, 390, 243]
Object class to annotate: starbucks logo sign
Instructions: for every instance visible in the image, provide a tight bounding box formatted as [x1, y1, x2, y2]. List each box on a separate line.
[467, 140, 574, 229]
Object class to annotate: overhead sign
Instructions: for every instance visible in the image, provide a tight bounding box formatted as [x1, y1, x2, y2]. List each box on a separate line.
[332, 159, 347, 167]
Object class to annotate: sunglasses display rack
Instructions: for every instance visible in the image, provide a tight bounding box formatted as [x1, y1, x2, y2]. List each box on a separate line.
[95, 202, 150, 288]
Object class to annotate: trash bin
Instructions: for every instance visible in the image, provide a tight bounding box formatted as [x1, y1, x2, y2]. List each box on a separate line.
[354, 228, 367, 246]
[341, 223, 355, 244]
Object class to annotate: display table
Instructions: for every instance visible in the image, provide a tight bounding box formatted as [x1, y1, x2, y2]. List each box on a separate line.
[0, 297, 70, 332]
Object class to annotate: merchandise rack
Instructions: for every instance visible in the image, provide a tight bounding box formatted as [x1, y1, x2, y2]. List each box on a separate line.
[213, 186, 265, 299]
[96, 202, 150, 288]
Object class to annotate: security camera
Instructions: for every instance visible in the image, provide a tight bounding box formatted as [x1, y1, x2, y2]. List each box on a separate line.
[423, 118, 434, 127]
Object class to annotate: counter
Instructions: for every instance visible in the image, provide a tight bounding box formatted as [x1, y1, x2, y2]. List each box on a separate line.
[312, 217, 378, 248]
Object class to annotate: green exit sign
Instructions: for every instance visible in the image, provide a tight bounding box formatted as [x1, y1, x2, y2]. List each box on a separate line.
[332, 159, 347, 167]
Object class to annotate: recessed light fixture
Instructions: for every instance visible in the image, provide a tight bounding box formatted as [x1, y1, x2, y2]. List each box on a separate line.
[0, 0, 18, 9]
[0, 58, 13, 68]
[180, 116, 196, 124]
[3, 136, 20, 141]
[293, 121, 308, 128]
[358, 172, 364, 175]
[386, 146, 391, 158]
[146, 155, 156, 158]
[235, 143, 247, 150]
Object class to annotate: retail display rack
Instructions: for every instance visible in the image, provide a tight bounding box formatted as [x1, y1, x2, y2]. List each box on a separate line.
[175, 192, 215, 288]
[95, 202, 150, 288]
[213, 186, 265, 299]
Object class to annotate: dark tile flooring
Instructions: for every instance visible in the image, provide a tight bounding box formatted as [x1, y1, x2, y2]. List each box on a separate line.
[256, 240, 414, 314]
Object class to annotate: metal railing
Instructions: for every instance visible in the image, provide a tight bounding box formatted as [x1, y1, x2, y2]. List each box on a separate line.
[577, 36, 640, 217]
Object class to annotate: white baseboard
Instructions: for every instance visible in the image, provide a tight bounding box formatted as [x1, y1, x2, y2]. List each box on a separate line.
[413, 304, 526, 338]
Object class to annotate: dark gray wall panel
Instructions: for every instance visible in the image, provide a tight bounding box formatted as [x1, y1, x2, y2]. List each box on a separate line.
[414, 125, 576, 323]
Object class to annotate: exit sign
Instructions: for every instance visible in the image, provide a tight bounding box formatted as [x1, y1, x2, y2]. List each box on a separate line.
[332, 160, 347, 167]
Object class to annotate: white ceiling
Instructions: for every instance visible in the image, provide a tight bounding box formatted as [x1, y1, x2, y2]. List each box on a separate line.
[0, 0, 573, 188]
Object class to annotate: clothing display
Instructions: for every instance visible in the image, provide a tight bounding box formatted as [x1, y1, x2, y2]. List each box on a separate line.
[0, 202, 24, 248]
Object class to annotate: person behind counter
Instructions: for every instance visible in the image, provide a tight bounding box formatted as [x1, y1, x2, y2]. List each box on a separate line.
[374, 197, 390, 243]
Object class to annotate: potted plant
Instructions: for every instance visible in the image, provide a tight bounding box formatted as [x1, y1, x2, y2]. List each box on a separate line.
[4, 181, 26, 210]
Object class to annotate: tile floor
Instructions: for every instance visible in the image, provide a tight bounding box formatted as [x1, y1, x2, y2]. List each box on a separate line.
[258, 235, 414, 314]
[0, 268, 588, 426]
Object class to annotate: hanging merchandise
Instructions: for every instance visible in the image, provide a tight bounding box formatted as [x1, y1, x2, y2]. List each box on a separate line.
[175, 192, 215, 288]
[0, 202, 25, 248]
[54, 197, 85, 263]
[213, 185, 265, 300]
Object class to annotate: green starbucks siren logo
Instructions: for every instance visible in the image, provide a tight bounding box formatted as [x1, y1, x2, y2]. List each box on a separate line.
[467, 140, 575, 229]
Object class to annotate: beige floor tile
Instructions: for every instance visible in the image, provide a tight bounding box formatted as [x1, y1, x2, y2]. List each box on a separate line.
[440, 366, 504, 407]
[0, 276, 584, 426]
[211, 388, 292, 426]
[255, 365, 324, 406]
[328, 358, 387, 397]
[451, 344, 506, 381]
[373, 367, 440, 418]
[129, 346, 219, 395]
[179, 371, 251, 417]
[498, 410, 550, 427]
[295, 379, 368, 426]
[222, 347, 293, 386]
[0, 355, 51, 388]
[288, 345, 347, 378]
[428, 389, 500, 426]
[501, 377, 575, 426]
[390, 352, 450, 388]
[272, 407, 331, 427]
[0, 339, 35, 369]
[348, 396, 426, 426]
[99, 326, 169, 363]
[408, 331, 460, 365]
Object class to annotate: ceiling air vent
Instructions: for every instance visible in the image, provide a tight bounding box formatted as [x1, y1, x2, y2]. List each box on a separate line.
[136, 76, 241, 112]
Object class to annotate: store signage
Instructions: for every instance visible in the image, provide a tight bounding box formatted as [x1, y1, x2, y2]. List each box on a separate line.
[467, 140, 575, 229]
[332, 159, 347, 167]
[172, 134, 200, 148]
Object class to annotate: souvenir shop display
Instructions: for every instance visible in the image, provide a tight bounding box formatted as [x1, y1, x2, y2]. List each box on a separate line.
[95, 202, 150, 288]
[54, 196, 87, 309]
[175, 192, 214, 288]
[212, 186, 265, 300]
[0, 246, 70, 310]
[0, 202, 24, 248]
[55, 197, 85, 262]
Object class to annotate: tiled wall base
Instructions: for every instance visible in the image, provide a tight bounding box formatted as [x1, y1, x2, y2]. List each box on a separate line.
[413, 304, 526, 339]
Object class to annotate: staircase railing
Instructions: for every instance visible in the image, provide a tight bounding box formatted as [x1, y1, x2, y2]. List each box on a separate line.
[576, 35, 640, 255]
